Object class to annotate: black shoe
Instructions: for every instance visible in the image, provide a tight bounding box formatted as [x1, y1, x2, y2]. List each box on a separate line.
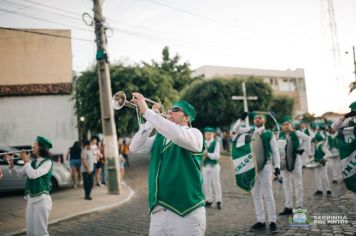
[270, 222, 278, 233]
[314, 190, 323, 196]
[217, 202, 222, 210]
[332, 180, 338, 184]
[327, 190, 332, 196]
[205, 201, 212, 207]
[250, 222, 266, 230]
[279, 207, 293, 215]
[84, 196, 92, 200]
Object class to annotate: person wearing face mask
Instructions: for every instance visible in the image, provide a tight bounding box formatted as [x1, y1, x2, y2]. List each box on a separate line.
[202, 127, 222, 210]
[129, 92, 205, 236]
[6, 136, 53, 236]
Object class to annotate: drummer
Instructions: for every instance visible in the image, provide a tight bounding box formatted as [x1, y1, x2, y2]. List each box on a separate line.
[278, 116, 311, 215]
[232, 112, 280, 233]
[312, 133, 332, 196]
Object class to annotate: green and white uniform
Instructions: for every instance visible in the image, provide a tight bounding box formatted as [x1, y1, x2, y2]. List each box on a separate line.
[278, 130, 311, 209]
[10, 157, 53, 236]
[203, 138, 222, 203]
[130, 109, 206, 236]
[232, 119, 280, 224]
[313, 140, 332, 192]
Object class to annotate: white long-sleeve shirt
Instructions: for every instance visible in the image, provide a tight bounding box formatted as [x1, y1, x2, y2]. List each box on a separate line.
[205, 139, 220, 160]
[285, 130, 312, 156]
[232, 119, 280, 169]
[129, 109, 203, 154]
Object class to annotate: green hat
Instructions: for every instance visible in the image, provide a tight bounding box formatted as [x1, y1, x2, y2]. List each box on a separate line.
[349, 101, 356, 111]
[203, 127, 216, 133]
[36, 136, 53, 150]
[280, 115, 292, 124]
[314, 133, 324, 142]
[251, 112, 266, 119]
[171, 100, 196, 122]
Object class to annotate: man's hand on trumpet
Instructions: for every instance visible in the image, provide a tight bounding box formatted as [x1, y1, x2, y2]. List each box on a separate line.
[131, 92, 148, 114]
[20, 151, 31, 163]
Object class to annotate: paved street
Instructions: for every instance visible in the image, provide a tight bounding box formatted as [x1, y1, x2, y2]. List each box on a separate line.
[14, 155, 356, 236]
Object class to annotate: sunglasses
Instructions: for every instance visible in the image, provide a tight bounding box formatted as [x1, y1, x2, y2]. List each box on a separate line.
[168, 107, 185, 114]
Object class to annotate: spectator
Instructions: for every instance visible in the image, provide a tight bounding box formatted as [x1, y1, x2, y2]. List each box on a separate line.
[66, 141, 82, 188]
[120, 139, 130, 167]
[81, 140, 95, 200]
[95, 141, 104, 187]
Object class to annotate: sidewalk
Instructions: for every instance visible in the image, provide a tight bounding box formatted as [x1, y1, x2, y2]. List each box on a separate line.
[0, 182, 134, 236]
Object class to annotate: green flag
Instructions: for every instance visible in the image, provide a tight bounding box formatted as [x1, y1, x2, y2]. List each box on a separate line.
[231, 133, 256, 192]
[336, 127, 356, 193]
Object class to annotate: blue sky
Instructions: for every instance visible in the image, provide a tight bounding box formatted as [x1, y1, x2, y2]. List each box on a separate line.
[1, 0, 355, 115]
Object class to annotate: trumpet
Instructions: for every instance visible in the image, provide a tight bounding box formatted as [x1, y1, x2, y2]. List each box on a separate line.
[112, 91, 168, 118]
[0, 149, 34, 160]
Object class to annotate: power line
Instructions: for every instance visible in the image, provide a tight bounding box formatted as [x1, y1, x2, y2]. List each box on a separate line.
[0, 0, 53, 16]
[0, 7, 93, 33]
[0, 26, 94, 42]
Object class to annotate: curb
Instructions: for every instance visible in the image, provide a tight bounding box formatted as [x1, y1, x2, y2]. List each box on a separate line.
[6, 183, 135, 236]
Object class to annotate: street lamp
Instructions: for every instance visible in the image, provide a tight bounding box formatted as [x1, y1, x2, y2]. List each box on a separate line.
[345, 46, 356, 80]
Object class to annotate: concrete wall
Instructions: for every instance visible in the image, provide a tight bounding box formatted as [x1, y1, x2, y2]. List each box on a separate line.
[0, 95, 78, 155]
[0, 29, 72, 85]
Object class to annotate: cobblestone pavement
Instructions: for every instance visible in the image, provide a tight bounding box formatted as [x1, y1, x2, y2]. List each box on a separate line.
[30, 155, 355, 236]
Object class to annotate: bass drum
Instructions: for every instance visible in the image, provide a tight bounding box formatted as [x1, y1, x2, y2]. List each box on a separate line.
[251, 133, 265, 172]
[285, 136, 296, 171]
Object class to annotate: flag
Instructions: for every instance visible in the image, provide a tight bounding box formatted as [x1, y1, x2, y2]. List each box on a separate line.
[336, 127, 356, 193]
[231, 133, 256, 192]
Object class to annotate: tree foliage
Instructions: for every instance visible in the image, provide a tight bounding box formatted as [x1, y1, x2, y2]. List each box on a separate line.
[151, 46, 198, 92]
[180, 77, 273, 130]
[270, 95, 295, 122]
[75, 63, 178, 137]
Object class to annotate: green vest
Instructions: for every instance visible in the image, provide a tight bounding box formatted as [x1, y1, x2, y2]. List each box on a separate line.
[24, 159, 53, 197]
[260, 130, 273, 163]
[149, 133, 205, 217]
[304, 128, 310, 136]
[203, 139, 218, 166]
[314, 143, 325, 162]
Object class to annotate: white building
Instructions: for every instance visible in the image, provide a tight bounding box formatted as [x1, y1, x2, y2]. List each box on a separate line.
[192, 65, 309, 115]
[0, 28, 77, 155]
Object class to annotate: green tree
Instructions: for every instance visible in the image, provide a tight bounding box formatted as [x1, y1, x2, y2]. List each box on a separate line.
[270, 95, 295, 122]
[75, 63, 178, 137]
[151, 46, 198, 92]
[181, 77, 273, 130]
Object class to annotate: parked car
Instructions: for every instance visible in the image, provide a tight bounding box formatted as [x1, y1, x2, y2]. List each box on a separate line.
[0, 144, 73, 192]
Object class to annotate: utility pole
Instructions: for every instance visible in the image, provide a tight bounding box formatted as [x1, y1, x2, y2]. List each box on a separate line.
[231, 82, 258, 126]
[93, 0, 120, 194]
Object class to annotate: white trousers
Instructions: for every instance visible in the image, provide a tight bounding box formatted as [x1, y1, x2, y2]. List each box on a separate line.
[251, 163, 277, 223]
[314, 164, 331, 192]
[281, 157, 303, 209]
[330, 157, 343, 181]
[203, 164, 222, 203]
[26, 195, 52, 236]
[149, 206, 206, 236]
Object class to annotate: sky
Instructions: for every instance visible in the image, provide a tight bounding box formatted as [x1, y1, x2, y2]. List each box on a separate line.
[1, 0, 356, 115]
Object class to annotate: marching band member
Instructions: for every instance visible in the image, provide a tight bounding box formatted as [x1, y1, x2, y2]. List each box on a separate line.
[278, 116, 311, 215]
[326, 128, 342, 183]
[6, 136, 53, 236]
[232, 112, 280, 233]
[202, 127, 222, 209]
[129, 93, 206, 236]
[312, 133, 332, 196]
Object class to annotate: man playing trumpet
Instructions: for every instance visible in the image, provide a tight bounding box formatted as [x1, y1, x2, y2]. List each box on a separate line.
[129, 92, 206, 236]
[6, 136, 53, 236]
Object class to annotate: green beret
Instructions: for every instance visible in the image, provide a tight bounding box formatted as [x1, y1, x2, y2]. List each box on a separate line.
[251, 112, 266, 119]
[36, 136, 53, 150]
[280, 115, 292, 124]
[349, 101, 356, 111]
[314, 133, 324, 142]
[172, 100, 196, 122]
[203, 127, 216, 133]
